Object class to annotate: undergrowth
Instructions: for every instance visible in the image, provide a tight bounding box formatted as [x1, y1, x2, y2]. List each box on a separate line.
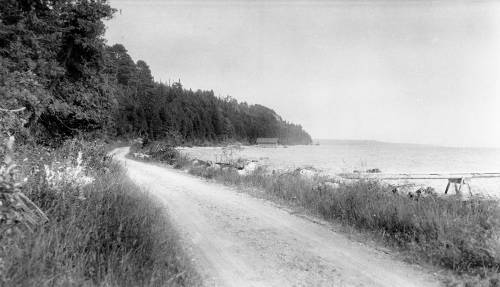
[1, 139, 198, 286]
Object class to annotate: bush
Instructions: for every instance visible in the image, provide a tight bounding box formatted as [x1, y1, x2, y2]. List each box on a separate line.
[131, 141, 181, 165]
[0, 140, 198, 286]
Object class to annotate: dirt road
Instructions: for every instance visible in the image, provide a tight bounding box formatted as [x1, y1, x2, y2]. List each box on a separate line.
[114, 147, 440, 287]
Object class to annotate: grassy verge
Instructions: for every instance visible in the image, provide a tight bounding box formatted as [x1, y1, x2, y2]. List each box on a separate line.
[131, 142, 500, 286]
[1, 140, 198, 286]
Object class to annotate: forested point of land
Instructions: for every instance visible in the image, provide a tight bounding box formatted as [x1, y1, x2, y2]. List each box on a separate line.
[0, 0, 312, 146]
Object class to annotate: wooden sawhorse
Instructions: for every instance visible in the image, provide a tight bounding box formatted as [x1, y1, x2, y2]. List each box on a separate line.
[444, 177, 472, 196]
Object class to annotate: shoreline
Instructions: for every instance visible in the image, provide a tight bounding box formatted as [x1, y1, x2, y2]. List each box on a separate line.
[177, 144, 500, 198]
[119, 147, 440, 286]
[129, 141, 500, 286]
[127, 142, 500, 286]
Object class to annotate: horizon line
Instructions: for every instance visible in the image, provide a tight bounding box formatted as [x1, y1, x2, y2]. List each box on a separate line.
[313, 138, 500, 150]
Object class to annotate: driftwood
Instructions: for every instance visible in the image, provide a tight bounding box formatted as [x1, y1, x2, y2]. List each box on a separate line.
[215, 162, 245, 170]
[338, 172, 500, 180]
[338, 172, 500, 196]
[0, 107, 26, 113]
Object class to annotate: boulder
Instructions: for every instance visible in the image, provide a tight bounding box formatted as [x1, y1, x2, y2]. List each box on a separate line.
[133, 152, 150, 159]
[294, 167, 319, 178]
[237, 161, 259, 176]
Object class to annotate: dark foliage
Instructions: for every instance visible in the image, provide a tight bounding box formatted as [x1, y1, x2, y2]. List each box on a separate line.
[0, 0, 116, 142]
[1, 1, 312, 146]
[104, 44, 312, 144]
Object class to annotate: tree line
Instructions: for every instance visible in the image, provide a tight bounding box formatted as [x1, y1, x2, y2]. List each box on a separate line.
[0, 0, 312, 145]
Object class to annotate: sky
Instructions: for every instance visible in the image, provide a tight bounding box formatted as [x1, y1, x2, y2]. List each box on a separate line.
[105, 0, 500, 148]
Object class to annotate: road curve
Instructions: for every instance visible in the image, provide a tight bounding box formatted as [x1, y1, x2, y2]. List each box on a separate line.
[114, 147, 440, 287]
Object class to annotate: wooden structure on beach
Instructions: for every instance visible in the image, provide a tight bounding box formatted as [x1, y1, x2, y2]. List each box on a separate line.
[337, 172, 500, 195]
[256, 138, 279, 147]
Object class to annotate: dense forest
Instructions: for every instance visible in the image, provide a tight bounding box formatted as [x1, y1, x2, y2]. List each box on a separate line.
[0, 0, 312, 145]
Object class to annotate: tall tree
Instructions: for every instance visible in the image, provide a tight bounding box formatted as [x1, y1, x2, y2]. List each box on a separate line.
[0, 0, 115, 142]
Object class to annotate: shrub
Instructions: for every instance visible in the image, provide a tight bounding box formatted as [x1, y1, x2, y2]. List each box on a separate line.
[131, 141, 182, 165]
[0, 140, 198, 286]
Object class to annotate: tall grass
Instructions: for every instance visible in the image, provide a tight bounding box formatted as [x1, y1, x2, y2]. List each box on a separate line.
[165, 151, 500, 284]
[1, 140, 198, 286]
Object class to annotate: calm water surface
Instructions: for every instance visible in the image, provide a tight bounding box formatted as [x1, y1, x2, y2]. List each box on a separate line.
[179, 140, 500, 196]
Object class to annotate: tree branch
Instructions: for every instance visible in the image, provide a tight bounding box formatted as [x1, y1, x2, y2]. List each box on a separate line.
[0, 107, 26, 112]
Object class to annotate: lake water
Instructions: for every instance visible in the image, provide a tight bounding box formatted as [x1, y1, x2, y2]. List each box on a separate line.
[178, 140, 500, 197]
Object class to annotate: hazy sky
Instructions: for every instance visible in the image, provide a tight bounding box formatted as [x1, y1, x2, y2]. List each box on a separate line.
[105, 0, 500, 148]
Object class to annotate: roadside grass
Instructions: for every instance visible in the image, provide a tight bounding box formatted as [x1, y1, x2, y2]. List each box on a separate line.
[132, 143, 500, 286]
[1, 140, 198, 287]
[196, 167, 500, 285]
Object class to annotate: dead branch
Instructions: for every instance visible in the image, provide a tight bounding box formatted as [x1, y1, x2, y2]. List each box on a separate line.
[0, 107, 26, 113]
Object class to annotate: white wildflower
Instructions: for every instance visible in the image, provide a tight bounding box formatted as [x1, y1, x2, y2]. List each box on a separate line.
[76, 151, 83, 167]
[43, 151, 94, 191]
